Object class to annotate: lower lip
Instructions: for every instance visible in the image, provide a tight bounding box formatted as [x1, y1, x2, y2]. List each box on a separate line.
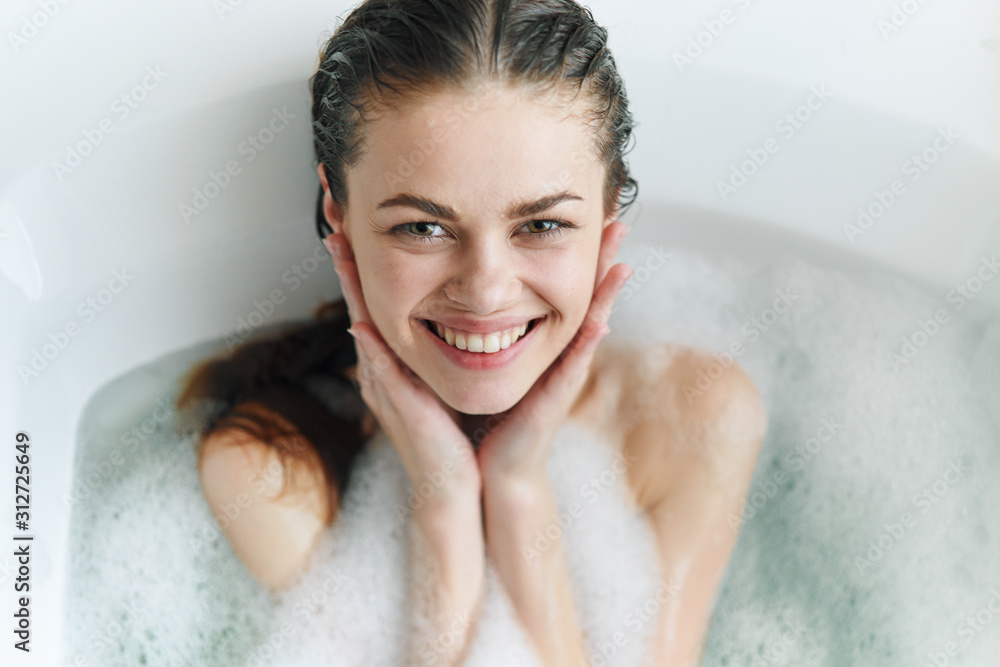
[419, 317, 545, 371]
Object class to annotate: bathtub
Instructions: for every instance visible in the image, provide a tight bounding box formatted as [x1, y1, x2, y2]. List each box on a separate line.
[2, 0, 998, 664]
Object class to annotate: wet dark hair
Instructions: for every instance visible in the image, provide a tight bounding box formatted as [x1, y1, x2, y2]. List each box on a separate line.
[178, 0, 638, 527]
[312, 0, 637, 238]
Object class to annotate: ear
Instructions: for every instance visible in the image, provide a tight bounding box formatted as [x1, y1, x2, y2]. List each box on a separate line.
[317, 163, 347, 237]
[603, 185, 623, 230]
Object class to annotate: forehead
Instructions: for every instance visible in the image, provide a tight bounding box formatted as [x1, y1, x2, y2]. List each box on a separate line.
[350, 83, 605, 215]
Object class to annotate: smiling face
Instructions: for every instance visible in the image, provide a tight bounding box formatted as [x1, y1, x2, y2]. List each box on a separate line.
[319, 81, 616, 416]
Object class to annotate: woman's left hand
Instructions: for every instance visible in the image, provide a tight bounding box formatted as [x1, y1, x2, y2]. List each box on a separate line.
[476, 220, 633, 485]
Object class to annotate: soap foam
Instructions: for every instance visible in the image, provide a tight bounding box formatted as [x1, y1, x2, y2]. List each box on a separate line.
[63, 241, 1000, 665]
[243, 411, 662, 666]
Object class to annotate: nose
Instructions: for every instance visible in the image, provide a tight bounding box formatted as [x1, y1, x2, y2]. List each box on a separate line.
[442, 235, 522, 313]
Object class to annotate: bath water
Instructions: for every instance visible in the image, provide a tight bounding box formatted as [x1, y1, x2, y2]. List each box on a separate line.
[63, 239, 1000, 666]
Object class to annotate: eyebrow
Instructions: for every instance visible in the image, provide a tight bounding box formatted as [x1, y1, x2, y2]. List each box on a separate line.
[375, 191, 584, 221]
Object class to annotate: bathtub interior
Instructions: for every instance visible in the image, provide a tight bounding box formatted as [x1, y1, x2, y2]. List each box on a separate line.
[60, 223, 1000, 665]
[1, 0, 998, 664]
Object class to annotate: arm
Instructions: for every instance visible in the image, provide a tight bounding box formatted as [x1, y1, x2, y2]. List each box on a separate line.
[470, 221, 634, 666]
[324, 229, 488, 665]
[197, 416, 330, 592]
[407, 480, 486, 667]
[482, 472, 588, 667]
[624, 350, 768, 666]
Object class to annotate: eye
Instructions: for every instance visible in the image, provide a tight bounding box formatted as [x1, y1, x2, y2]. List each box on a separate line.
[391, 219, 577, 244]
[393, 221, 448, 242]
[522, 219, 573, 238]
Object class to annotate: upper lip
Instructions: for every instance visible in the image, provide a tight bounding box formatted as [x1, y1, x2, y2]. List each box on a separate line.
[421, 314, 545, 334]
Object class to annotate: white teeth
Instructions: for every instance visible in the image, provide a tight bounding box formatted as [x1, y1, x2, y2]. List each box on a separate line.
[429, 320, 537, 354]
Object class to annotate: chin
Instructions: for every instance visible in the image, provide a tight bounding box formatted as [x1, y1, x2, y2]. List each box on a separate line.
[439, 382, 528, 416]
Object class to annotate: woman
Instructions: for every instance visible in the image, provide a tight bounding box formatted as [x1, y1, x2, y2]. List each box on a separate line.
[178, 0, 768, 664]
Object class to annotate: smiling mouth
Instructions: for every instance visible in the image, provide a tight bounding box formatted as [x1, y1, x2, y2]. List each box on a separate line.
[420, 317, 544, 352]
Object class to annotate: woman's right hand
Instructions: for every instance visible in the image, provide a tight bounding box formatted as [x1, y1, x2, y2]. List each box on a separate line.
[323, 232, 481, 506]
[325, 231, 485, 666]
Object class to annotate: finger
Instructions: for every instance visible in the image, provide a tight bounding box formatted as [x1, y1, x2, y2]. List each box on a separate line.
[559, 318, 610, 394]
[595, 222, 630, 292]
[347, 321, 373, 397]
[348, 323, 394, 419]
[588, 261, 632, 329]
[526, 263, 630, 415]
[327, 233, 421, 356]
[324, 230, 357, 266]
[326, 233, 373, 326]
[326, 236, 412, 410]
[322, 234, 353, 319]
[514, 313, 610, 432]
[547, 273, 628, 402]
[349, 321, 433, 413]
[554, 261, 630, 365]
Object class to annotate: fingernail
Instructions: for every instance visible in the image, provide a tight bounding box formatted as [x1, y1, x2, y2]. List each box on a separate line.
[346, 327, 359, 340]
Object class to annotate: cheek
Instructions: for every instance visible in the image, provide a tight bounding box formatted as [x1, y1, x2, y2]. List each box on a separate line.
[356, 252, 431, 332]
[532, 250, 597, 321]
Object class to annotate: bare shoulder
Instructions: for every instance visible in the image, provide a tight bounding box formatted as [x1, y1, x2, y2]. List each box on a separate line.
[197, 401, 332, 592]
[604, 340, 769, 510]
[589, 341, 768, 664]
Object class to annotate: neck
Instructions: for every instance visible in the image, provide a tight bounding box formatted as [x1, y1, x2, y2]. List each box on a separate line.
[456, 411, 510, 451]
[440, 357, 598, 450]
